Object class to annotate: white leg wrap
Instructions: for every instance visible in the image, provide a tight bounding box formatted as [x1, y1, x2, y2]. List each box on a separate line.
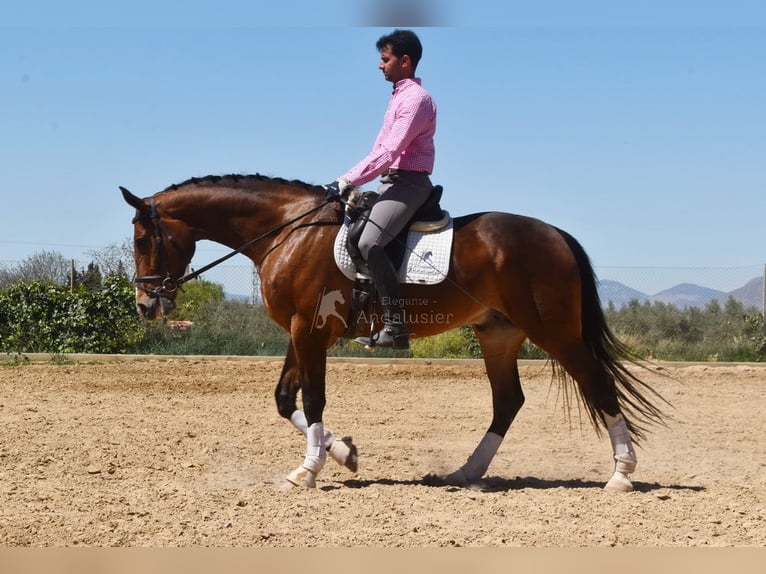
[290, 411, 336, 449]
[289, 410, 308, 434]
[459, 432, 504, 482]
[302, 422, 327, 473]
[289, 410, 355, 470]
[605, 413, 637, 475]
[285, 422, 327, 489]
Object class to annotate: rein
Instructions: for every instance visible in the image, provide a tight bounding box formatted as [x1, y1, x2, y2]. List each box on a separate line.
[134, 195, 334, 298]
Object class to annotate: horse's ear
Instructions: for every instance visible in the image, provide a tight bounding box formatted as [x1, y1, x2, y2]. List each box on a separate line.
[120, 186, 146, 211]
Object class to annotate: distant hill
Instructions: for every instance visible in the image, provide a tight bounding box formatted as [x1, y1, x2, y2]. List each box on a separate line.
[729, 276, 764, 309]
[651, 283, 726, 308]
[598, 276, 764, 310]
[597, 280, 649, 308]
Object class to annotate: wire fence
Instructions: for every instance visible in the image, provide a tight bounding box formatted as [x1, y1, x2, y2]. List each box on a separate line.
[2, 260, 764, 314]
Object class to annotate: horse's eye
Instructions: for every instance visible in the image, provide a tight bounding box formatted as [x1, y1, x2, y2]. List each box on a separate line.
[135, 237, 151, 251]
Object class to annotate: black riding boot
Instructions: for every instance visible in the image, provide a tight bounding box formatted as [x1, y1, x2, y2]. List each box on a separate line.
[355, 245, 409, 350]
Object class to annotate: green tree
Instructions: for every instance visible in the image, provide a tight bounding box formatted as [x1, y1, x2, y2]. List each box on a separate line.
[171, 279, 226, 321]
[75, 262, 103, 291]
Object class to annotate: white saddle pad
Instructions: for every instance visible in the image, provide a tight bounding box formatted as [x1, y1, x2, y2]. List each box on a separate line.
[333, 215, 454, 285]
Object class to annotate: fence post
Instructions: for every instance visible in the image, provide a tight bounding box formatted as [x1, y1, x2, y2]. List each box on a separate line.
[252, 264, 259, 305]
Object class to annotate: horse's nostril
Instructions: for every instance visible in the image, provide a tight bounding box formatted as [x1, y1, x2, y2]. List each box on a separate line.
[159, 297, 176, 316]
[137, 303, 157, 320]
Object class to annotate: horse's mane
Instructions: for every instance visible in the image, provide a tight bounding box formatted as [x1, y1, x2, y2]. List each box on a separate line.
[161, 173, 319, 194]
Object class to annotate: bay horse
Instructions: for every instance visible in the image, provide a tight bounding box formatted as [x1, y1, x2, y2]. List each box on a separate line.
[121, 173, 666, 492]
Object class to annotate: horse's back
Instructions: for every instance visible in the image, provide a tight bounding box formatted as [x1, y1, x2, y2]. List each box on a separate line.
[454, 211, 571, 251]
[451, 210, 584, 297]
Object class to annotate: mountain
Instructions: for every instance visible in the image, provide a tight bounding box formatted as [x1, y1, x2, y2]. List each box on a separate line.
[597, 280, 649, 308]
[598, 276, 764, 310]
[728, 276, 764, 309]
[651, 283, 727, 308]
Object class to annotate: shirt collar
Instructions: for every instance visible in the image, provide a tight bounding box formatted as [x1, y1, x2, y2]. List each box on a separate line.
[392, 77, 421, 94]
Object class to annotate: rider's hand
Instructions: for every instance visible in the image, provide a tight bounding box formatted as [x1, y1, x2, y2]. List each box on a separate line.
[323, 178, 353, 201]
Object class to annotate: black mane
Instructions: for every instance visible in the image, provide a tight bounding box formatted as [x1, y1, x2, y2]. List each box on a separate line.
[161, 173, 318, 193]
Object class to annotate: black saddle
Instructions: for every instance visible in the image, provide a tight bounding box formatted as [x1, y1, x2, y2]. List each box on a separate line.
[346, 185, 445, 276]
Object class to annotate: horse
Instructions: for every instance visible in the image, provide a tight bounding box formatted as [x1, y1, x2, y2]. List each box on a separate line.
[121, 173, 667, 492]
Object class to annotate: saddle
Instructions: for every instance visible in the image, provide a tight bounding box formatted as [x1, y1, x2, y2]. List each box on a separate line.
[333, 185, 453, 339]
[345, 185, 448, 276]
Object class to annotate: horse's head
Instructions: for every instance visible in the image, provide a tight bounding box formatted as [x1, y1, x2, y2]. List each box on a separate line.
[121, 186, 196, 320]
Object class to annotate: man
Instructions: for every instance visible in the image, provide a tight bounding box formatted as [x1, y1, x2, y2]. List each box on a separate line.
[324, 29, 437, 350]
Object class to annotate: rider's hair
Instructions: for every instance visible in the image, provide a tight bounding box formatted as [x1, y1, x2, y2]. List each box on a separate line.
[376, 29, 423, 71]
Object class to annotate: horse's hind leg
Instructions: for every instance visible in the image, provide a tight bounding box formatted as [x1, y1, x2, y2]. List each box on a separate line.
[602, 411, 637, 492]
[445, 315, 526, 485]
[551, 343, 638, 492]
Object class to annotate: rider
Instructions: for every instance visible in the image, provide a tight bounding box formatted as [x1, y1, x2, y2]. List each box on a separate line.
[324, 29, 437, 350]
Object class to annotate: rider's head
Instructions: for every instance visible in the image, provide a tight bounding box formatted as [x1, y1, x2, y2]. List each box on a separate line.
[376, 29, 423, 80]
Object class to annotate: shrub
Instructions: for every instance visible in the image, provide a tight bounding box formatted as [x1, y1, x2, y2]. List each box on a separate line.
[0, 276, 144, 353]
[134, 299, 289, 355]
[410, 328, 474, 359]
[409, 326, 486, 359]
[171, 280, 226, 321]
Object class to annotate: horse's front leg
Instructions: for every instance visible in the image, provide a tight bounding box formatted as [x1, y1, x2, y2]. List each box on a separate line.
[286, 409, 357, 473]
[275, 338, 356, 488]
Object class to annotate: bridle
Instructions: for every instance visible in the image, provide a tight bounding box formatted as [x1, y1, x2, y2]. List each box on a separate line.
[131, 196, 180, 299]
[131, 194, 335, 301]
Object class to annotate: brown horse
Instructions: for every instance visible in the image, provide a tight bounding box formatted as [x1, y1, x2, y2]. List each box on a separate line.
[121, 173, 666, 492]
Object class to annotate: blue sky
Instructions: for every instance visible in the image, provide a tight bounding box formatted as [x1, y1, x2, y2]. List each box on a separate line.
[1, 1, 764, 294]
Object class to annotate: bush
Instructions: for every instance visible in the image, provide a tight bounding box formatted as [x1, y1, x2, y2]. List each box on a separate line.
[410, 326, 480, 359]
[171, 280, 226, 321]
[134, 299, 289, 355]
[0, 276, 144, 353]
[605, 297, 765, 362]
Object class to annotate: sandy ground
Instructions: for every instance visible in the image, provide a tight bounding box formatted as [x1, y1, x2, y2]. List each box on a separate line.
[0, 357, 764, 547]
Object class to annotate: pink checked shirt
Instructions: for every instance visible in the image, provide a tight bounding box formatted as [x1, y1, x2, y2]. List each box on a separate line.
[342, 77, 436, 187]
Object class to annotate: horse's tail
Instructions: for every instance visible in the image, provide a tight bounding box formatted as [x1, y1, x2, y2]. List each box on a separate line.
[555, 228, 668, 442]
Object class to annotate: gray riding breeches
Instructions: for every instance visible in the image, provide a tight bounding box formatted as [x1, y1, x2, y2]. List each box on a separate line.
[357, 170, 433, 260]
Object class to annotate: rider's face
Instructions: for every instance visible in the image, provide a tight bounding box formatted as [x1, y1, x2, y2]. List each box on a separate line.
[378, 46, 411, 84]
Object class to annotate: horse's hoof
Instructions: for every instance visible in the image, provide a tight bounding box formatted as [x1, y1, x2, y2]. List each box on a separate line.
[604, 471, 634, 492]
[343, 438, 358, 473]
[442, 469, 470, 487]
[285, 466, 317, 489]
[328, 436, 358, 473]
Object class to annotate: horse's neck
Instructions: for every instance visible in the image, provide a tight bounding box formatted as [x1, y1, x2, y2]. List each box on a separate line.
[167, 185, 320, 253]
